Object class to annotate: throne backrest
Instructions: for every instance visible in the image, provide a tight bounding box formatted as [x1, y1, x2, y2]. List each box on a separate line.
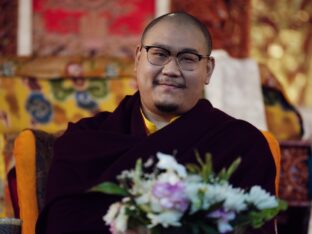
[12, 129, 60, 234]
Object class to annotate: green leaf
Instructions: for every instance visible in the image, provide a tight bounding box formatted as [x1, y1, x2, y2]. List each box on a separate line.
[195, 150, 205, 167]
[132, 158, 143, 188]
[217, 157, 241, 181]
[190, 224, 201, 234]
[199, 223, 219, 234]
[225, 157, 242, 179]
[88, 182, 128, 196]
[127, 212, 150, 228]
[234, 226, 247, 234]
[217, 168, 226, 180]
[186, 219, 219, 234]
[278, 200, 288, 211]
[232, 214, 251, 227]
[186, 164, 201, 174]
[188, 150, 215, 182]
[204, 152, 213, 168]
[203, 153, 214, 182]
[134, 158, 143, 178]
[150, 227, 161, 234]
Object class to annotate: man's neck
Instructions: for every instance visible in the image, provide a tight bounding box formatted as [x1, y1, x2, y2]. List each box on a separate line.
[141, 107, 177, 130]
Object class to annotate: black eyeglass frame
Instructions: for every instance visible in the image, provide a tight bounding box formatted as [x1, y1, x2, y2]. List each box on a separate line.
[141, 45, 211, 70]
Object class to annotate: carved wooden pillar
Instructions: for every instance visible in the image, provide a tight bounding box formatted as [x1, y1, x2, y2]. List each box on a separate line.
[279, 141, 312, 206]
[278, 140, 312, 234]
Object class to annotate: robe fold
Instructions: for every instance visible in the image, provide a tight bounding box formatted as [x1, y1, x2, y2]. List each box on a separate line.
[36, 92, 276, 234]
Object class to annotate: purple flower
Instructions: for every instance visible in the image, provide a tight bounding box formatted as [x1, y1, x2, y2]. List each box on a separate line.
[152, 182, 189, 212]
[207, 209, 236, 233]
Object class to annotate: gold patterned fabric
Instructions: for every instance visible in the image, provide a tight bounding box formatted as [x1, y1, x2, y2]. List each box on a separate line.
[0, 76, 136, 133]
[0, 57, 137, 133]
[251, 0, 312, 107]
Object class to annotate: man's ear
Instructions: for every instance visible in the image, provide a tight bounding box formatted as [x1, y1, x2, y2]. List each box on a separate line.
[205, 56, 215, 84]
[134, 45, 142, 72]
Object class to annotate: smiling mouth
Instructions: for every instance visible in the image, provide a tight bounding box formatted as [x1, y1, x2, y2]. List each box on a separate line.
[153, 80, 186, 89]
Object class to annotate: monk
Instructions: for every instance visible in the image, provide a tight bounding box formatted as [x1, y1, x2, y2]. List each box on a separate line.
[36, 12, 276, 234]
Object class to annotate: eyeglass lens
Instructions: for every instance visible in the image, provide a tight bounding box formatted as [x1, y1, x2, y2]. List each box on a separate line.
[146, 47, 201, 71]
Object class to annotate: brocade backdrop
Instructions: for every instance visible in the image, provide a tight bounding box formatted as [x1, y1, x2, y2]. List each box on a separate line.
[32, 0, 155, 57]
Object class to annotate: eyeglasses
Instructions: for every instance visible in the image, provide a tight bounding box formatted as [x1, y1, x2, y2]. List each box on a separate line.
[142, 45, 210, 71]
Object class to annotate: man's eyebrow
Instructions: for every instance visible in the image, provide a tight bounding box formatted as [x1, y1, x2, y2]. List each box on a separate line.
[147, 43, 171, 50]
[148, 43, 200, 54]
[178, 48, 200, 54]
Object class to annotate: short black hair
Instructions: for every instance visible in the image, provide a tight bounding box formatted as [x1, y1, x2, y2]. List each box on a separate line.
[141, 12, 213, 55]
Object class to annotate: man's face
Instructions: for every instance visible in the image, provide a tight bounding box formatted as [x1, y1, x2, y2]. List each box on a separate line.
[135, 20, 214, 117]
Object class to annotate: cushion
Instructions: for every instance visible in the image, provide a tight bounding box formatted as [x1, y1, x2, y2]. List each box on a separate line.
[13, 129, 58, 234]
[261, 130, 281, 195]
[33, 130, 57, 211]
[13, 130, 37, 234]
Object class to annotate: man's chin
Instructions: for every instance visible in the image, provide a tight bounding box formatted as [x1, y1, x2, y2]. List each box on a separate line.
[155, 103, 179, 113]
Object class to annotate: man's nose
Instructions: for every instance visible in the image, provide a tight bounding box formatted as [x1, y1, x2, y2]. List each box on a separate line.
[162, 57, 182, 76]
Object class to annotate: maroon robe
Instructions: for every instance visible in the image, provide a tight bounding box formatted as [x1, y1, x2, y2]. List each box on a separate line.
[36, 92, 276, 234]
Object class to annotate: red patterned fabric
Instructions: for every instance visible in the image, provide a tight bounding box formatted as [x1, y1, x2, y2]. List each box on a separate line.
[0, 0, 17, 55]
[32, 0, 155, 57]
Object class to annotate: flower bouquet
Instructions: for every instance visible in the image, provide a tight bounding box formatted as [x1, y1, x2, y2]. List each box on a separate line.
[90, 152, 287, 234]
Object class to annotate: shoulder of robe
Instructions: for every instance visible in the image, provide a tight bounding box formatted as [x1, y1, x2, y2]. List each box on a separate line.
[221, 118, 267, 144]
[66, 111, 111, 132]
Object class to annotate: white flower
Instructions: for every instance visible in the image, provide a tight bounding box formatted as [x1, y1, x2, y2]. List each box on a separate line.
[101, 153, 285, 233]
[147, 210, 183, 228]
[114, 205, 128, 232]
[103, 202, 128, 233]
[184, 182, 207, 213]
[246, 186, 278, 209]
[218, 221, 234, 233]
[185, 174, 202, 183]
[136, 193, 151, 205]
[117, 169, 134, 180]
[156, 152, 187, 178]
[144, 157, 154, 167]
[157, 171, 181, 184]
[203, 183, 247, 212]
[103, 202, 121, 225]
[202, 184, 228, 209]
[130, 177, 153, 195]
[223, 187, 247, 212]
[150, 195, 164, 212]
